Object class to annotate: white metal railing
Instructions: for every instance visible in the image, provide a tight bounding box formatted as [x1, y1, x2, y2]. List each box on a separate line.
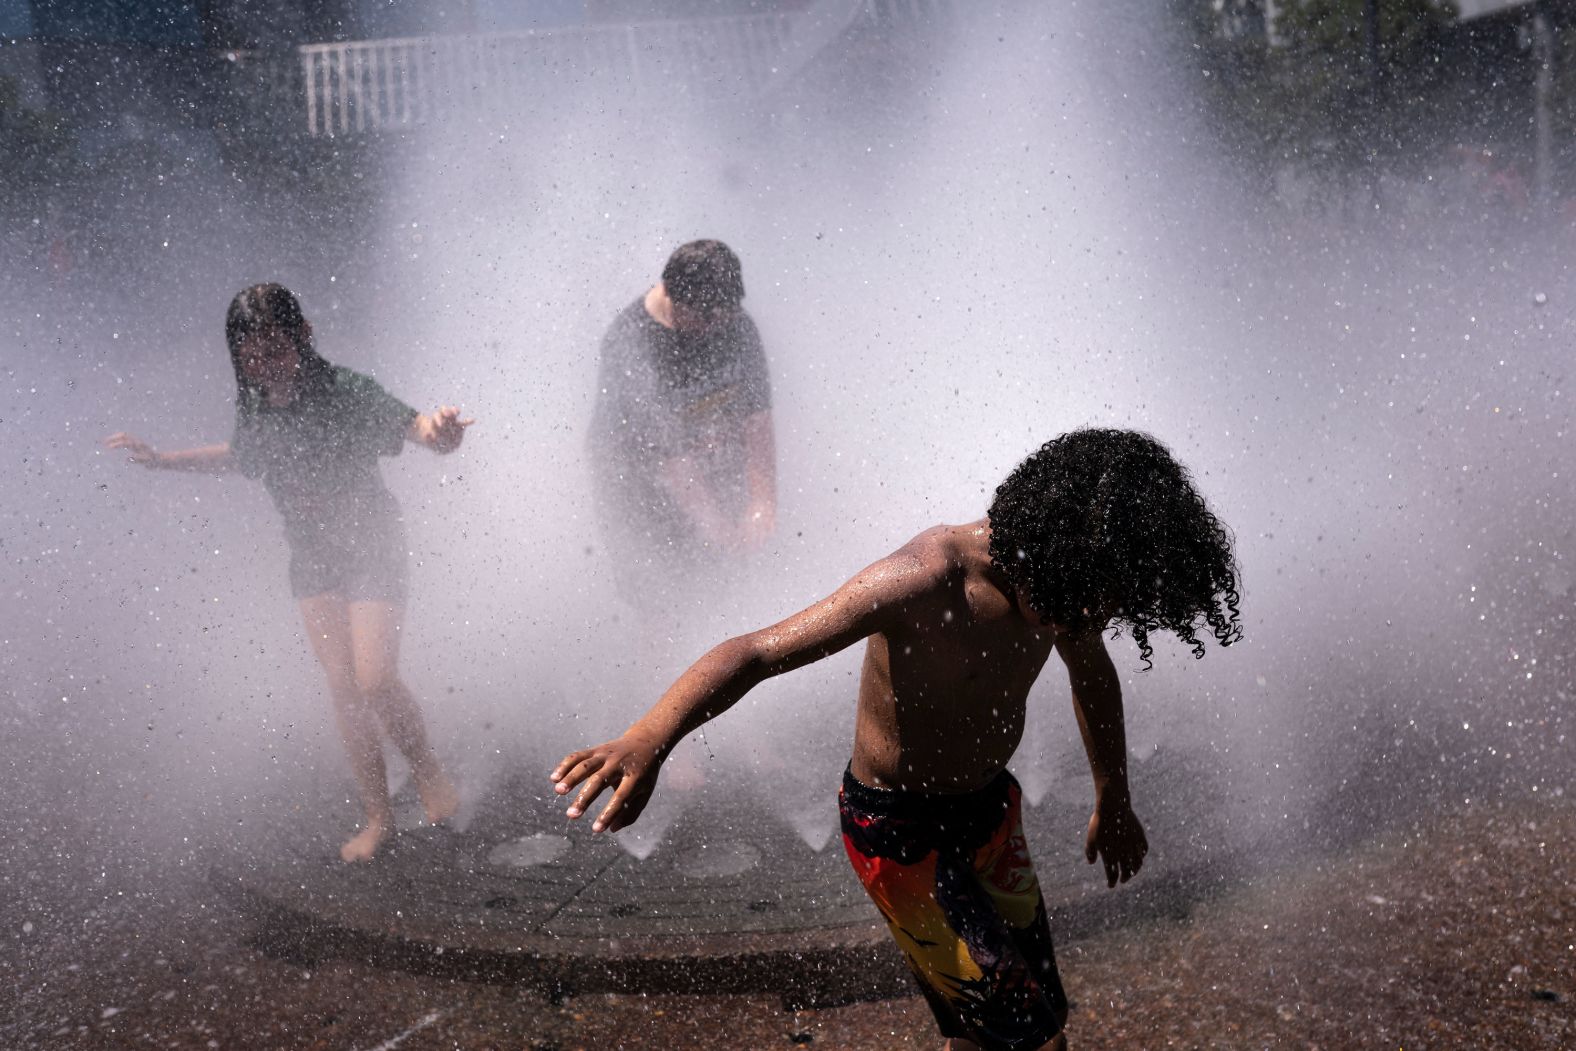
[299, 14, 797, 137]
[294, 0, 951, 137]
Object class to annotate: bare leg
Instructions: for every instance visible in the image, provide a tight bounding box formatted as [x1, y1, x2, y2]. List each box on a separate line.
[300, 594, 393, 862]
[349, 599, 459, 825]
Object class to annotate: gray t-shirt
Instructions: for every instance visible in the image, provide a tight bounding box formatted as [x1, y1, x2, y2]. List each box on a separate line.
[588, 298, 771, 546]
[231, 365, 417, 548]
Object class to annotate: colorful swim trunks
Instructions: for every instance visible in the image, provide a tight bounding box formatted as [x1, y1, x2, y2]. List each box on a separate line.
[839, 766, 1067, 1051]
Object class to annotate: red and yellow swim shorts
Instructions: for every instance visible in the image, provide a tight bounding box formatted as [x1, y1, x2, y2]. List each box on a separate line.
[840, 766, 1068, 1051]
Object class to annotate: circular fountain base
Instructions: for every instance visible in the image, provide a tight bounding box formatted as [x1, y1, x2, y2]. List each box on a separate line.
[212, 749, 1243, 1005]
[211, 771, 909, 1006]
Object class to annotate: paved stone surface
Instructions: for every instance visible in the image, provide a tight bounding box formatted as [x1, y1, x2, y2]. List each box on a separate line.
[20, 794, 1572, 1050]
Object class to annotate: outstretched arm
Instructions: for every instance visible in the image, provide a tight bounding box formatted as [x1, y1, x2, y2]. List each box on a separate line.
[104, 434, 234, 474]
[1057, 629, 1148, 888]
[407, 406, 474, 453]
[552, 544, 940, 832]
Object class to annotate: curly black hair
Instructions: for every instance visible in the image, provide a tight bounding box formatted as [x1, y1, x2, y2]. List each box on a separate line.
[987, 428, 1242, 668]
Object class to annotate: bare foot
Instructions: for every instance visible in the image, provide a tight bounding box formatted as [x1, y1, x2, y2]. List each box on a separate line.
[339, 817, 392, 863]
[417, 771, 461, 826]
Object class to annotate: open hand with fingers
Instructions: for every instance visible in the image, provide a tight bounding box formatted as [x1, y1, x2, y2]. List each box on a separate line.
[104, 432, 160, 467]
[551, 733, 666, 833]
[419, 405, 474, 454]
[1085, 791, 1148, 888]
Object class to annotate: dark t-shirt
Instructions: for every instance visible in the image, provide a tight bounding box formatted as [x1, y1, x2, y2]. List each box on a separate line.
[588, 298, 771, 548]
[231, 365, 417, 548]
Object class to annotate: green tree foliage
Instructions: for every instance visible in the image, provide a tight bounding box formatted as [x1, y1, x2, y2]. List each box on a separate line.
[1274, 0, 1460, 161]
[1173, 0, 1461, 188]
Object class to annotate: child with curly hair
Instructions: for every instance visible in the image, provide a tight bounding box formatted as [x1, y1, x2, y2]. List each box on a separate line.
[552, 429, 1241, 1051]
[107, 284, 471, 863]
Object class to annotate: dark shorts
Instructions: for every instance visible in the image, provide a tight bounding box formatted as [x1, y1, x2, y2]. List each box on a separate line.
[839, 767, 1068, 1051]
[286, 517, 408, 604]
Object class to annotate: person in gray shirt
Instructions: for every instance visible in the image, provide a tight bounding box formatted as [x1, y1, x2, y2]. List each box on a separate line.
[588, 240, 777, 608]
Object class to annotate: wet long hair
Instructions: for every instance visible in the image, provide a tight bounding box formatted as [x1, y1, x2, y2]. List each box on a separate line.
[224, 283, 331, 408]
[988, 428, 1242, 667]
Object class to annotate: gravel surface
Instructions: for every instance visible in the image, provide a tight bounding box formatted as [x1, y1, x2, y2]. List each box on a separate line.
[8, 796, 1572, 1050]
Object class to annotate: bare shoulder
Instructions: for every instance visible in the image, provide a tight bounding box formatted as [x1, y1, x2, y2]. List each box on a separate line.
[742, 527, 961, 666]
[824, 526, 952, 609]
[869, 523, 984, 598]
[912, 520, 995, 568]
[888, 524, 968, 575]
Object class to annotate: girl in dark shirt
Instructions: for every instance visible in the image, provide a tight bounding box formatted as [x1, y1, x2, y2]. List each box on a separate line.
[106, 284, 471, 862]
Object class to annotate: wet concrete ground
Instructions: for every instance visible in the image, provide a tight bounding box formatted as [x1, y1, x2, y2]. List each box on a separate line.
[9, 793, 1571, 1050]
